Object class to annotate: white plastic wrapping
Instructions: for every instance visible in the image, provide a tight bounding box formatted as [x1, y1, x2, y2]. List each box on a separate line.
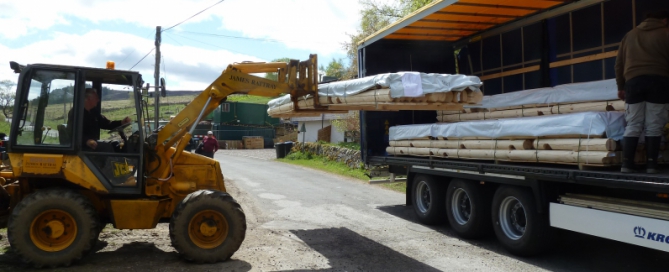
[469, 79, 618, 110]
[267, 72, 483, 109]
[389, 112, 626, 141]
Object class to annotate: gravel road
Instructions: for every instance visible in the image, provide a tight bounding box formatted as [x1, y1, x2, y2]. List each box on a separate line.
[0, 148, 666, 271]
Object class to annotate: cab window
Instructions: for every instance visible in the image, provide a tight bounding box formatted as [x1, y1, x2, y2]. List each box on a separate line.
[15, 70, 76, 147]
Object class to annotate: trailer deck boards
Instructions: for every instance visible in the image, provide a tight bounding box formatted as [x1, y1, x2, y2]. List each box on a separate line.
[369, 156, 669, 193]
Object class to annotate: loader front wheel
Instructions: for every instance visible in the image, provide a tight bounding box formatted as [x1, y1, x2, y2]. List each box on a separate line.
[170, 190, 246, 263]
[8, 188, 99, 268]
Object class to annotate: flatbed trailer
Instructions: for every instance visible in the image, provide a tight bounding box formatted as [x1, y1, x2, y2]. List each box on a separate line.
[366, 136, 669, 256]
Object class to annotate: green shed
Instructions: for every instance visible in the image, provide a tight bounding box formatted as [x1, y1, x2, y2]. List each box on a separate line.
[214, 102, 280, 126]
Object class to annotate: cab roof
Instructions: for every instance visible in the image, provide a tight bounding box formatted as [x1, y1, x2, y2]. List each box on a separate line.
[25, 63, 142, 86]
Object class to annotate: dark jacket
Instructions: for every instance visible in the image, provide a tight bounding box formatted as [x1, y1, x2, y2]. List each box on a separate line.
[615, 18, 669, 90]
[202, 136, 219, 153]
[68, 108, 122, 147]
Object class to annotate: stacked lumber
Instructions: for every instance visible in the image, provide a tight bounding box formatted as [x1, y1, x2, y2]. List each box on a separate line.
[437, 100, 625, 122]
[436, 79, 623, 122]
[386, 138, 665, 167]
[268, 88, 482, 118]
[389, 138, 618, 151]
[242, 136, 264, 149]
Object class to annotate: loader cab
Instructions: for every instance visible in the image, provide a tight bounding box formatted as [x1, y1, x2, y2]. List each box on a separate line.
[9, 63, 146, 194]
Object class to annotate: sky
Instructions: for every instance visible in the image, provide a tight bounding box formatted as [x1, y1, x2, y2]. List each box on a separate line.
[0, 0, 368, 92]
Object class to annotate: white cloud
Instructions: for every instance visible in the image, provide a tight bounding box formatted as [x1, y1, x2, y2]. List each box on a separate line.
[0, 0, 363, 56]
[0, 30, 264, 90]
[0, 0, 217, 39]
[213, 0, 362, 55]
[0, 0, 367, 91]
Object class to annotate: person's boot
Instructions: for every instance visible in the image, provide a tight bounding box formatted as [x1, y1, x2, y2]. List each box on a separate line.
[621, 137, 639, 173]
[645, 136, 661, 174]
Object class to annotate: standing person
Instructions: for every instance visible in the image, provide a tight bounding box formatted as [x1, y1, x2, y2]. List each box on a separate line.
[0, 132, 6, 152]
[615, 10, 669, 174]
[201, 131, 219, 158]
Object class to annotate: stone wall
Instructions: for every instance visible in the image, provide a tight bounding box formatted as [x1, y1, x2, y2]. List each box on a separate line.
[291, 142, 364, 169]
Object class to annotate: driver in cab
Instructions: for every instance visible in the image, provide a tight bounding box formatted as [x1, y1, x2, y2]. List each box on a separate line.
[68, 88, 131, 152]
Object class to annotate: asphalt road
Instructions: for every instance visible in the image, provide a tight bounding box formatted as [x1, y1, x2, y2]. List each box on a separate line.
[0, 149, 666, 271]
[217, 149, 667, 272]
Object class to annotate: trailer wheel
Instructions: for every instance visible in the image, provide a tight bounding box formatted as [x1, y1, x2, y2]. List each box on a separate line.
[445, 179, 492, 239]
[8, 188, 100, 268]
[170, 190, 247, 263]
[491, 186, 552, 256]
[412, 175, 446, 225]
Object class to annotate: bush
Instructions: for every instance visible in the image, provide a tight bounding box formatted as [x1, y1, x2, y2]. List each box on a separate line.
[335, 142, 360, 150]
[285, 151, 313, 160]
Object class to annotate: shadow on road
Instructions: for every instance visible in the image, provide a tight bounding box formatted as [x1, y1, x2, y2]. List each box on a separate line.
[287, 227, 441, 272]
[0, 240, 253, 272]
[376, 204, 667, 272]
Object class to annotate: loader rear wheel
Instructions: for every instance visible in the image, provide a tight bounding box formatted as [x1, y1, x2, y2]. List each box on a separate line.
[8, 188, 99, 268]
[170, 190, 246, 263]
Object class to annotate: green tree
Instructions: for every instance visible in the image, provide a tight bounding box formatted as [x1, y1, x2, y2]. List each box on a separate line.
[331, 110, 360, 133]
[264, 57, 291, 81]
[0, 80, 16, 121]
[343, 0, 435, 79]
[320, 58, 346, 79]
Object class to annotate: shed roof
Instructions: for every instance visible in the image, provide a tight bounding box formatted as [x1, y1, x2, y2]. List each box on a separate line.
[358, 0, 570, 47]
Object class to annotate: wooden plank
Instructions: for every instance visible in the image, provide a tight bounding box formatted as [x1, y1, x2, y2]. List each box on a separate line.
[327, 104, 381, 111]
[376, 103, 465, 111]
[387, 147, 617, 165]
[480, 65, 540, 81]
[269, 110, 348, 118]
[549, 51, 618, 68]
[328, 103, 466, 111]
[532, 138, 618, 151]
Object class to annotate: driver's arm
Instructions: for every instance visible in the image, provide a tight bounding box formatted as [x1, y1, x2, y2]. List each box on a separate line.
[98, 114, 128, 130]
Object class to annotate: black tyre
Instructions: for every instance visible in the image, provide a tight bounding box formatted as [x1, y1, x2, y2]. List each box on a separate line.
[170, 190, 247, 263]
[446, 179, 492, 239]
[412, 175, 447, 225]
[491, 186, 553, 256]
[7, 188, 100, 268]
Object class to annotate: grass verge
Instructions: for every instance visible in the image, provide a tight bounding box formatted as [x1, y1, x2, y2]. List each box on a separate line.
[278, 151, 406, 194]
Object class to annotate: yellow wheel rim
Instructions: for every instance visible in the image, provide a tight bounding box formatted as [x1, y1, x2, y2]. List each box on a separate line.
[30, 209, 78, 252]
[188, 210, 228, 249]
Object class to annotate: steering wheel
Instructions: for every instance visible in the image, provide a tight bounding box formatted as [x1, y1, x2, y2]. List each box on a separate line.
[108, 122, 132, 143]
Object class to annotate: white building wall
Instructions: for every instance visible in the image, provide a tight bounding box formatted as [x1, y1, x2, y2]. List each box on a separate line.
[297, 120, 345, 143]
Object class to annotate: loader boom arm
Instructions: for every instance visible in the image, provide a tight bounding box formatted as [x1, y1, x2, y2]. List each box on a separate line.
[147, 54, 318, 179]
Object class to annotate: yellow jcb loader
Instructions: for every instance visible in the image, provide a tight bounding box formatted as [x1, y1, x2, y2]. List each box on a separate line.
[0, 55, 320, 267]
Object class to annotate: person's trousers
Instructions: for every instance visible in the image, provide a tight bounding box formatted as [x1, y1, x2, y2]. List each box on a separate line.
[202, 151, 214, 158]
[624, 102, 669, 137]
[623, 75, 669, 137]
